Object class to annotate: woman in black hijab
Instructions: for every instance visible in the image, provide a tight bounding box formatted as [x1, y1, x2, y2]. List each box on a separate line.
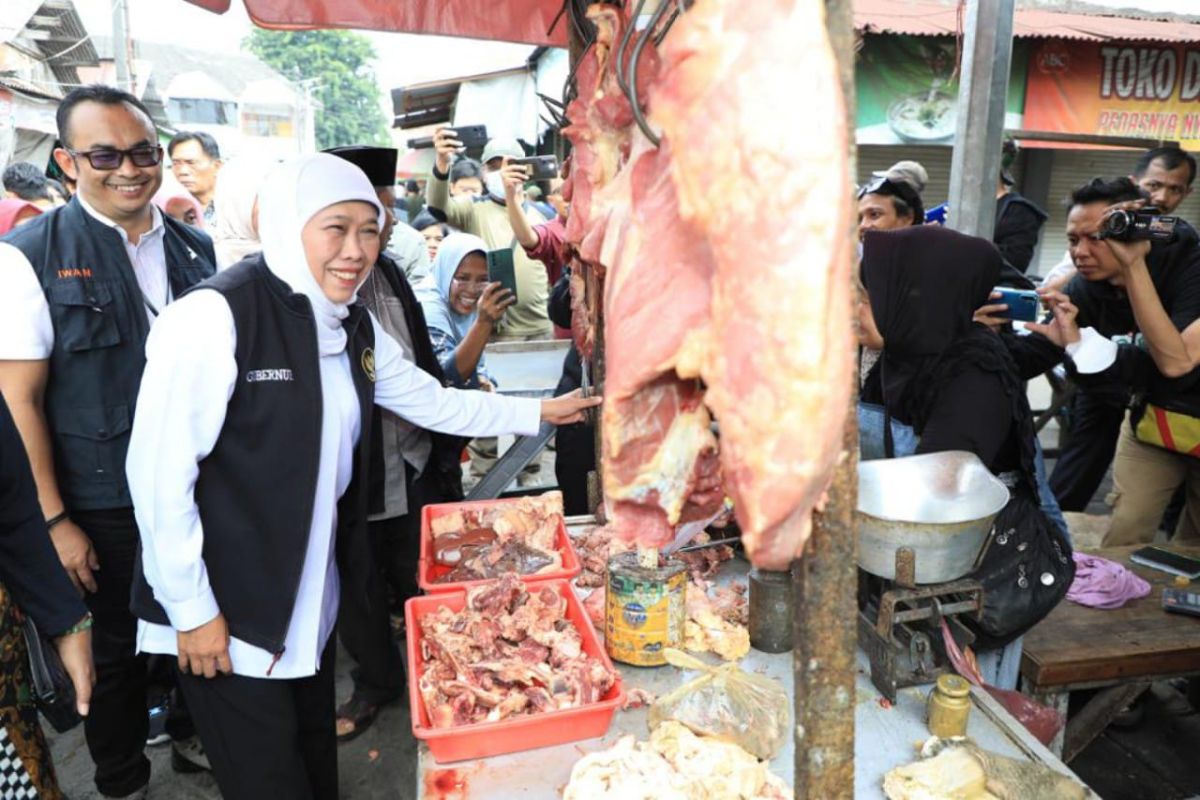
[860, 225, 1074, 690]
[861, 225, 1021, 469]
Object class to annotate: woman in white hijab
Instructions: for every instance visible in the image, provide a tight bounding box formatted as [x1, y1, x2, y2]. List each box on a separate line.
[210, 156, 275, 269]
[125, 154, 597, 799]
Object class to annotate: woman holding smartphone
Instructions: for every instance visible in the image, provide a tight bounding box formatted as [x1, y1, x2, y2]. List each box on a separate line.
[416, 231, 515, 390]
[125, 153, 596, 799]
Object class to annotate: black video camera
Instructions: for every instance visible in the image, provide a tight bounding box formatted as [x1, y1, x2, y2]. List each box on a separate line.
[1100, 207, 1178, 242]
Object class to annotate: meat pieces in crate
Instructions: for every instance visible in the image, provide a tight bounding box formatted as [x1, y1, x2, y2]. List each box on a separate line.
[419, 492, 581, 592]
[406, 574, 623, 763]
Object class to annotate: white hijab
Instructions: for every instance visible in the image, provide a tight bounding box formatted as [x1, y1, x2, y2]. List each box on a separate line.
[257, 153, 384, 356]
[212, 157, 276, 269]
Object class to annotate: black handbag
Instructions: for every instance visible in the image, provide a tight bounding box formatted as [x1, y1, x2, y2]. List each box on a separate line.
[964, 486, 1076, 651]
[20, 614, 81, 733]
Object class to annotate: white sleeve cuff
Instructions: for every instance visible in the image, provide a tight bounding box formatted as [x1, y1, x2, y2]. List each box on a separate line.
[163, 587, 220, 633]
[516, 397, 543, 436]
[1066, 326, 1119, 374]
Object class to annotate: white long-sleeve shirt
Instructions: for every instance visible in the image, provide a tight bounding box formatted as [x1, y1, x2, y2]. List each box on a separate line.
[127, 288, 540, 679]
[0, 197, 169, 359]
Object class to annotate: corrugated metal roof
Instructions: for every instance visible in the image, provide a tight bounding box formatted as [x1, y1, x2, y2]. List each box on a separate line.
[0, 74, 62, 100]
[28, 1, 100, 86]
[855, 0, 1200, 43]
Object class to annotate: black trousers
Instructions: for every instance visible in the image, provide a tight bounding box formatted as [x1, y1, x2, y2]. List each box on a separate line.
[555, 421, 596, 517]
[1048, 391, 1126, 512]
[177, 639, 337, 800]
[338, 468, 425, 706]
[72, 507, 151, 797]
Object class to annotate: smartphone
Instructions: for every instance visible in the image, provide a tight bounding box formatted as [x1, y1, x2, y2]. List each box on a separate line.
[406, 124, 489, 150]
[509, 155, 560, 180]
[1131, 546, 1200, 579]
[487, 249, 518, 303]
[992, 287, 1041, 322]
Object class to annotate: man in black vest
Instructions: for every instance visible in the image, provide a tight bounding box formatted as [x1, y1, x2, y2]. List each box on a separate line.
[323, 145, 466, 740]
[0, 85, 215, 799]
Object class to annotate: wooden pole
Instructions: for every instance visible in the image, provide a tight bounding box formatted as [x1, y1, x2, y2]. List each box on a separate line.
[793, 0, 858, 796]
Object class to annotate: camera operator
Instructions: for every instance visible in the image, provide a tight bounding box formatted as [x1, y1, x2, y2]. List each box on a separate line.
[1032, 177, 1200, 546]
[1041, 149, 1197, 513]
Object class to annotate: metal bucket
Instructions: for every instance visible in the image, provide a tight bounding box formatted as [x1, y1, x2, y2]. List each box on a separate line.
[856, 451, 1010, 584]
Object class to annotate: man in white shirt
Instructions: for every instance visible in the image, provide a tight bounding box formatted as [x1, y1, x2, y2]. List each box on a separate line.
[0, 84, 216, 800]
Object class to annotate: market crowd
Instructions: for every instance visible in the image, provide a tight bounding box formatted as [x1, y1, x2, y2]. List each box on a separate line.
[0, 84, 593, 799]
[0, 78, 1197, 800]
[856, 142, 1200, 688]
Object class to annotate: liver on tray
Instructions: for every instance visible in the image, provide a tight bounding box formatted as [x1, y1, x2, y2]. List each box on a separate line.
[418, 498, 582, 594]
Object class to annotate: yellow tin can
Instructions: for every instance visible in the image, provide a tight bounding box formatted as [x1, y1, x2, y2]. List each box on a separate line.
[604, 551, 686, 667]
[926, 674, 971, 738]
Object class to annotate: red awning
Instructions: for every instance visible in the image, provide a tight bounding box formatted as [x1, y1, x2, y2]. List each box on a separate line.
[181, 0, 569, 46]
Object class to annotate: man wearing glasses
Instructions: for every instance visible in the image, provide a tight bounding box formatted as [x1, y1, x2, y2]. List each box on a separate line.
[0, 84, 215, 800]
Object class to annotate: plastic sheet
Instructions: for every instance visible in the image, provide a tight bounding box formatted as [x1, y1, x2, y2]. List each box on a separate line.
[649, 649, 789, 760]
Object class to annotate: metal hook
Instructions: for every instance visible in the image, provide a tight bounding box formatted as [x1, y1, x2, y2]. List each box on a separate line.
[627, 0, 671, 147]
[652, 2, 682, 46]
[615, 0, 649, 102]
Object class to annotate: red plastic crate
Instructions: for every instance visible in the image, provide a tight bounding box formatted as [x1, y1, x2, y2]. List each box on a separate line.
[406, 579, 624, 763]
[418, 498, 581, 594]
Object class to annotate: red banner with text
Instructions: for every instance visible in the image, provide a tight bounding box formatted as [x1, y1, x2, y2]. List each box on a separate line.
[1024, 39, 1200, 151]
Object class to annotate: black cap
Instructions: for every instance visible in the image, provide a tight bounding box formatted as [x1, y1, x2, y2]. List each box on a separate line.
[323, 145, 398, 188]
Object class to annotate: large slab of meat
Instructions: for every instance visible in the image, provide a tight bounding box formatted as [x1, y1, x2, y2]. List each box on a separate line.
[416, 573, 616, 729]
[563, 0, 853, 568]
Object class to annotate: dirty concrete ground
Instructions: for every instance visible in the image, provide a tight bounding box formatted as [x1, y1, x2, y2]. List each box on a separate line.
[48, 637, 418, 800]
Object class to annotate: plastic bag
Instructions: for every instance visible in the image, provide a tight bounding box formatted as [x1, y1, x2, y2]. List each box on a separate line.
[939, 621, 1063, 747]
[648, 648, 789, 760]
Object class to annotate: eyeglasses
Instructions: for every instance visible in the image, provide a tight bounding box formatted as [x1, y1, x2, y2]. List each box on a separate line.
[69, 145, 163, 171]
[452, 276, 490, 287]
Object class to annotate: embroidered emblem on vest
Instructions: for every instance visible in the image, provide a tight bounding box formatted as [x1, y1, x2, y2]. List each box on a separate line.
[361, 348, 376, 383]
[246, 369, 294, 383]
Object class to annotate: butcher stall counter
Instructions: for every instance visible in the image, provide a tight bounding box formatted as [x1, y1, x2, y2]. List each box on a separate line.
[415, 525, 1089, 798]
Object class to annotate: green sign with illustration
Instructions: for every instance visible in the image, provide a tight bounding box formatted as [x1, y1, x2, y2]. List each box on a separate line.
[856, 36, 1028, 146]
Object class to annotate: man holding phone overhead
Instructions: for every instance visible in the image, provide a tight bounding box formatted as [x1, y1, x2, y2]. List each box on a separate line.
[424, 128, 551, 341]
[502, 155, 569, 288]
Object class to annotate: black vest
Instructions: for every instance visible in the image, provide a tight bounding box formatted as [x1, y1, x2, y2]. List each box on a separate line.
[130, 257, 377, 656]
[2, 198, 215, 510]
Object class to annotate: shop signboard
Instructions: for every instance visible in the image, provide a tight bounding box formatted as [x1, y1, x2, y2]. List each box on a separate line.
[1024, 39, 1200, 151]
[856, 35, 1028, 146]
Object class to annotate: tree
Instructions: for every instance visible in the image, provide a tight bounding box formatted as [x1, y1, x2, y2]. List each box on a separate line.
[245, 29, 391, 150]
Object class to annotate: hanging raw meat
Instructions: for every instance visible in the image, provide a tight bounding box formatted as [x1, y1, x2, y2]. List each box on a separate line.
[564, 0, 852, 570]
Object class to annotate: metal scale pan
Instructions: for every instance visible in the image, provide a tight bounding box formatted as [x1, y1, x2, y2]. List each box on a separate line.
[857, 451, 1010, 586]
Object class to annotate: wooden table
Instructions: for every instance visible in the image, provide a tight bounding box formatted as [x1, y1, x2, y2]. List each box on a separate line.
[1020, 545, 1200, 762]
